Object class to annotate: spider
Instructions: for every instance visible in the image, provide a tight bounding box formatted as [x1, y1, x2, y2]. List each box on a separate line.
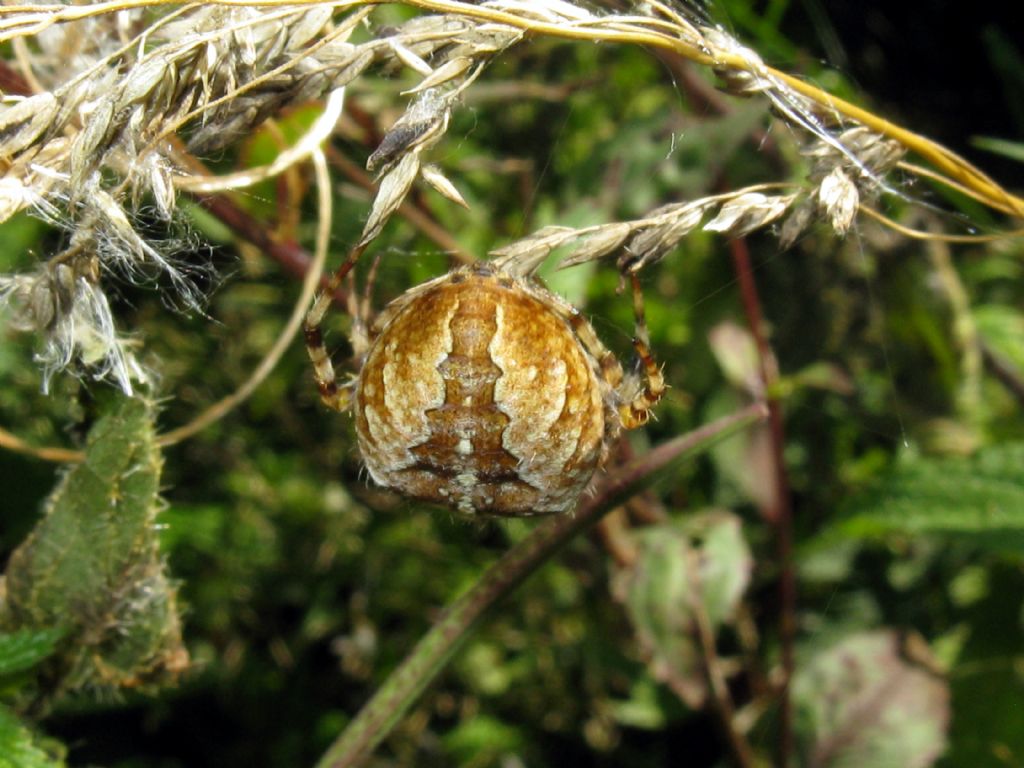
[304, 258, 664, 517]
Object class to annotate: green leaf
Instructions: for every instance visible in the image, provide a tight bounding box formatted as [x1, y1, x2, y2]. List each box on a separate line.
[942, 567, 1024, 767]
[971, 136, 1024, 165]
[609, 677, 687, 730]
[442, 714, 523, 764]
[793, 630, 950, 768]
[612, 511, 752, 709]
[0, 395, 187, 697]
[0, 705, 64, 768]
[834, 443, 1024, 553]
[974, 304, 1024, 372]
[0, 214, 45, 272]
[0, 628, 65, 679]
[946, 664, 1024, 768]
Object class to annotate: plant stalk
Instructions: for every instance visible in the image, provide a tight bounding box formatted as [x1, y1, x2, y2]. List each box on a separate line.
[728, 237, 796, 768]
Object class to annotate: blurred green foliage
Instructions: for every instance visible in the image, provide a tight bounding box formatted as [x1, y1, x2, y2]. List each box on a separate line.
[2, 3, 1024, 768]
[0, 704, 64, 768]
[792, 630, 949, 768]
[612, 512, 752, 710]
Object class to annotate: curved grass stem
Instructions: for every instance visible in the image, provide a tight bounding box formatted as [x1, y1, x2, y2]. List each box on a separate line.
[0, 424, 83, 463]
[313, 402, 769, 768]
[158, 148, 332, 446]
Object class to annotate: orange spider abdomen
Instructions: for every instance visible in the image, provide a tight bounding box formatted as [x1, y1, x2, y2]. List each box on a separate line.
[354, 269, 608, 515]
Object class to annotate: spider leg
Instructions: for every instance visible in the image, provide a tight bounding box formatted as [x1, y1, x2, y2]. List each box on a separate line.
[304, 321, 352, 412]
[566, 307, 624, 391]
[618, 273, 666, 429]
[353, 249, 385, 359]
[304, 241, 370, 412]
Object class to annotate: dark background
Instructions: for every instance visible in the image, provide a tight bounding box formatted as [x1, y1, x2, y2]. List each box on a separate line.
[749, 0, 1024, 186]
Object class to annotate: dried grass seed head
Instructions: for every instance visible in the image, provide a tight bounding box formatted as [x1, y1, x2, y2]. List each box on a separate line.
[780, 126, 905, 245]
[0, 261, 144, 396]
[0, 4, 364, 393]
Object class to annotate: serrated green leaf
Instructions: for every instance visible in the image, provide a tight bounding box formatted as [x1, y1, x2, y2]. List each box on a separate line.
[834, 443, 1024, 552]
[1, 395, 187, 697]
[793, 631, 950, 768]
[612, 511, 752, 709]
[0, 628, 65, 679]
[0, 705, 64, 768]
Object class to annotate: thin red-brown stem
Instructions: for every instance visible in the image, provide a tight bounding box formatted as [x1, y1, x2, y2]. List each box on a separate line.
[690, 559, 756, 768]
[194, 192, 341, 295]
[0, 57, 31, 94]
[168, 138, 351, 305]
[161, 137, 348, 305]
[728, 236, 796, 768]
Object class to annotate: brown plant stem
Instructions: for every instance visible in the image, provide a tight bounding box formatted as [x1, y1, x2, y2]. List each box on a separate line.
[981, 341, 1024, 407]
[0, 425, 82, 463]
[727, 236, 796, 768]
[194, 191, 349, 302]
[690, 558, 756, 768]
[0, 57, 31, 94]
[313, 403, 768, 768]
